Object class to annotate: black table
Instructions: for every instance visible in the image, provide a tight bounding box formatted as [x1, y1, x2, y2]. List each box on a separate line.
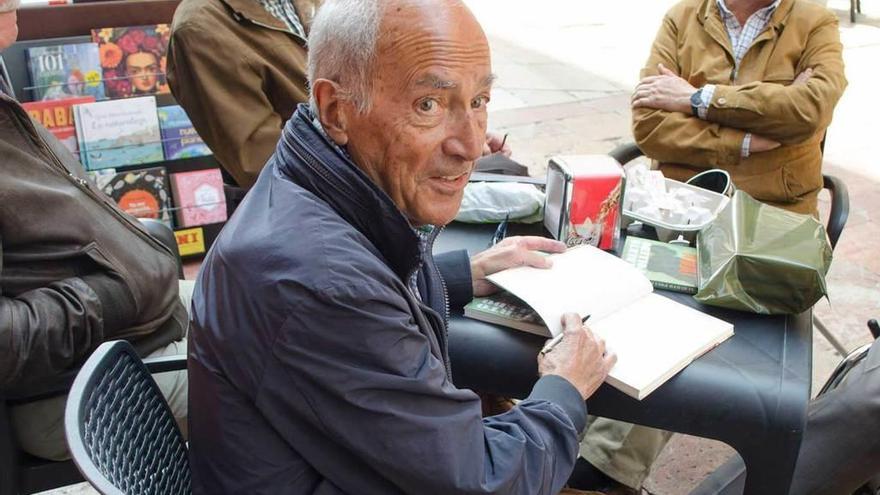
[435, 222, 812, 495]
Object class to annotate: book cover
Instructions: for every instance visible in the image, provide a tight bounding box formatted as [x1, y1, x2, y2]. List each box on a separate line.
[94, 166, 172, 226]
[74, 96, 164, 170]
[157, 105, 212, 159]
[170, 168, 227, 227]
[22, 96, 95, 155]
[476, 245, 733, 400]
[91, 24, 171, 99]
[26, 43, 105, 101]
[621, 237, 698, 294]
[464, 292, 547, 337]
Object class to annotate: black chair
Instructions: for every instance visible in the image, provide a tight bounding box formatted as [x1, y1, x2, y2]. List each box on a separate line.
[608, 142, 852, 354]
[65, 340, 189, 495]
[0, 219, 185, 494]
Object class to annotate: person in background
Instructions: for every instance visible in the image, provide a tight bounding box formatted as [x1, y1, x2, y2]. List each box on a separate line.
[0, 0, 189, 461]
[186, 0, 617, 493]
[631, 0, 846, 215]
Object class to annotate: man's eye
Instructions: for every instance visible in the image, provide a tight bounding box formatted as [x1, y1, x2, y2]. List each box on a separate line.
[417, 98, 438, 113]
[471, 96, 489, 109]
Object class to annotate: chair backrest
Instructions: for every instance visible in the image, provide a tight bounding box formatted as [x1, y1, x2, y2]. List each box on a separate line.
[64, 341, 190, 495]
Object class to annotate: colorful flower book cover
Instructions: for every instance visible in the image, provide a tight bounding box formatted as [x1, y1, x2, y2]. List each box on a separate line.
[26, 43, 105, 101]
[91, 24, 171, 99]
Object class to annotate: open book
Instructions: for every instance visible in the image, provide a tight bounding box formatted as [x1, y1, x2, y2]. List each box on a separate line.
[468, 245, 733, 400]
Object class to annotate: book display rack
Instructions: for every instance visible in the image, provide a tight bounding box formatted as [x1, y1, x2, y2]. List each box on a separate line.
[4, 0, 226, 258]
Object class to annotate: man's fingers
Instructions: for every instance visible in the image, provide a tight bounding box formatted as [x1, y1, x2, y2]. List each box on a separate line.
[602, 351, 618, 372]
[505, 236, 567, 253]
[793, 68, 813, 85]
[561, 312, 583, 331]
[519, 249, 553, 269]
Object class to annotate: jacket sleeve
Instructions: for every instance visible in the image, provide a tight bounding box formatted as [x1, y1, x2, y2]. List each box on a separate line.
[435, 249, 473, 310]
[705, 12, 847, 145]
[256, 279, 587, 495]
[632, 14, 748, 168]
[0, 234, 136, 388]
[167, 22, 282, 188]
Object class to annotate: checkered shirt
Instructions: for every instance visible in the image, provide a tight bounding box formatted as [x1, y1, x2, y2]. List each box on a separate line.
[257, 0, 306, 38]
[697, 0, 781, 157]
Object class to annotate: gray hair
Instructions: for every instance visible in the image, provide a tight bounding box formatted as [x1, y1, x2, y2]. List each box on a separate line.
[307, 0, 382, 115]
[0, 0, 20, 13]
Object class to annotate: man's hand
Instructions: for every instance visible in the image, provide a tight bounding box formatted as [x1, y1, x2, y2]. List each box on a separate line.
[793, 68, 813, 86]
[538, 313, 617, 400]
[483, 131, 512, 157]
[749, 134, 781, 153]
[470, 236, 566, 297]
[631, 63, 697, 114]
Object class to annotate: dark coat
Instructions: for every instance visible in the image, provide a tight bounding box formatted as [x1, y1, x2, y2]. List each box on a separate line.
[0, 94, 186, 388]
[188, 105, 587, 494]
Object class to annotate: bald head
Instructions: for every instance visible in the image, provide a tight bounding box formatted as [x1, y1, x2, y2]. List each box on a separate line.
[307, 0, 487, 114]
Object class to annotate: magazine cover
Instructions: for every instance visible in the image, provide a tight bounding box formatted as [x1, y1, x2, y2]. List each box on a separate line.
[22, 96, 95, 155]
[91, 24, 171, 99]
[94, 166, 172, 226]
[171, 168, 227, 227]
[26, 43, 105, 101]
[74, 96, 164, 170]
[157, 105, 212, 159]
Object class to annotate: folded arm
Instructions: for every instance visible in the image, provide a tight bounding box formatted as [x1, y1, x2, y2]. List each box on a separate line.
[706, 14, 847, 144]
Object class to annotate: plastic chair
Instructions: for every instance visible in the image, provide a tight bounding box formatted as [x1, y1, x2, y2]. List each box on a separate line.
[64, 340, 190, 495]
[0, 220, 184, 494]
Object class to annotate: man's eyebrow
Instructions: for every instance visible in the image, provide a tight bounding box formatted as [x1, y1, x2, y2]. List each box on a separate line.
[413, 73, 498, 89]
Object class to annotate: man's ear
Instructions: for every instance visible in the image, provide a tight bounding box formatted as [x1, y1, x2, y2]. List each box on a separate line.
[312, 79, 350, 146]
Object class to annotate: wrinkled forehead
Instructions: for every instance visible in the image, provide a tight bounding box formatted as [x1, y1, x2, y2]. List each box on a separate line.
[375, 0, 492, 90]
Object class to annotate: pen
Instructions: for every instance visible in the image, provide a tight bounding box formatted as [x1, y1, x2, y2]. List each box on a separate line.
[490, 213, 510, 247]
[499, 133, 509, 152]
[540, 315, 591, 355]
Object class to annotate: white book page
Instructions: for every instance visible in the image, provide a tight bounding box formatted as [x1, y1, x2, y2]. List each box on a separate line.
[487, 245, 653, 336]
[590, 293, 734, 399]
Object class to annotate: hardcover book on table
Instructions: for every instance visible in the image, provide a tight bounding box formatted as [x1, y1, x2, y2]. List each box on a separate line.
[74, 96, 163, 170]
[157, 105, 212, 159]
[93, 166, 172, 226]
[620, 237, 698, 294]
[91, 24, 171, 99]
[464, 292, 546, 336]
[466, 245, 733, 400]
[26, 43, 105, 101]
[170, 168, 227, 227]
[22, 96, 94, 156]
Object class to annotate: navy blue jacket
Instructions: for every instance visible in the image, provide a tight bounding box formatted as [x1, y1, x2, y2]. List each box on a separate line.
[188, 105, 587, 494]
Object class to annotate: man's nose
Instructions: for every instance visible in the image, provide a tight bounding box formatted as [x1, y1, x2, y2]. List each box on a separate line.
[442, 110, 484, 162]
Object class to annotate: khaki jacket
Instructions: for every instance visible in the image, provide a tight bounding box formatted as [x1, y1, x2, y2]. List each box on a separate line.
[0, 95, 186, 388]
[633, 0, 847, 214]
[167, 0, 320, 188]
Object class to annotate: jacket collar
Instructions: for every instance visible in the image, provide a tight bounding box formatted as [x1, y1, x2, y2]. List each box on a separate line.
[218, 0, 317, 37]
[273, 104, 422, 282]
[698, 0, 795, 50]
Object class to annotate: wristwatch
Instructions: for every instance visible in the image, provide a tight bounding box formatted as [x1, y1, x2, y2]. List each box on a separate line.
[690, 88, 704, 117]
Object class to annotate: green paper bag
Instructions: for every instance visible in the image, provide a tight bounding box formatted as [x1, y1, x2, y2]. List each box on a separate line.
[695, 191, 832, 314]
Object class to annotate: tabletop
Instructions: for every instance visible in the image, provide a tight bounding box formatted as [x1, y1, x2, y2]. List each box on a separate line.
[435, 221, 812, 495]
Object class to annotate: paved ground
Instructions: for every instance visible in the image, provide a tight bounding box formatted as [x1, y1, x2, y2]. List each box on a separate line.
[43, 1, 879, 494]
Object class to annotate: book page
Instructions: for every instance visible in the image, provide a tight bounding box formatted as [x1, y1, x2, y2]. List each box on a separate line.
[487, 245, 653, 336]
[589, 293, 734, 399]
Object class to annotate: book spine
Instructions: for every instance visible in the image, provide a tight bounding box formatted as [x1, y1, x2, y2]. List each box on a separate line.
[651, 280, 698, 295]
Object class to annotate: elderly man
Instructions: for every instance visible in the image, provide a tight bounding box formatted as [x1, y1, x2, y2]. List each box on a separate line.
[0, 0, 188, 461]
[188, 0, 617, 493]
[631, 0, 847, 215]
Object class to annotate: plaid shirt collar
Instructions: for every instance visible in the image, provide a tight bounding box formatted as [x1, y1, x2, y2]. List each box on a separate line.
[256, 0, 306, 37]
[716, 0, 781, 64]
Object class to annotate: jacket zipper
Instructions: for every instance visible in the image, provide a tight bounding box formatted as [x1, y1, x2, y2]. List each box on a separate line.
[8, 101, 173, 258]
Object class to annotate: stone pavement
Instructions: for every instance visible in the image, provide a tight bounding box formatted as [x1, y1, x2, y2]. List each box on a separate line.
[45, 1, 880, 494]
